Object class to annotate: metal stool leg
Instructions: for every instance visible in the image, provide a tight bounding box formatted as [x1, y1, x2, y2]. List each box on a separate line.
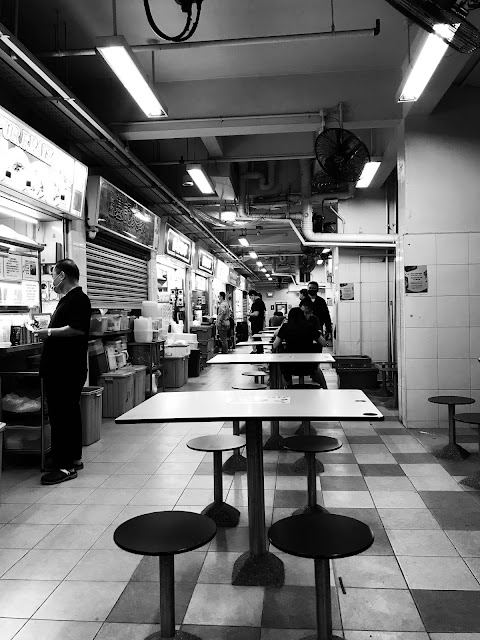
[294, 420, 316, 436]
[300, 559, 343, 640]
[293, 452, 328, 516]
[436, 404, 469, 461]
[223, 421, 248, 474]
[202, 451, 240, 527]
[292, 452, 324, 475]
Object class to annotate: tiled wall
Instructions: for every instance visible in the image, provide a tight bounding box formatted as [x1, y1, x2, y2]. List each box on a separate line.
[398, 232, 480, 428]
[335, 249, 393, 362]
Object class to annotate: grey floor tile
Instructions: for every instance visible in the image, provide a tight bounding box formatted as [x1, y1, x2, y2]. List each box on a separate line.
[0, 580, 59, 617]
[359, 464, 405, 477]
[2, 549, 85, 580]
[412, 590, 480, 632]
[184, 584, 264, 627]
[11, 620, 102, 640]
[262, 585, 340, 629]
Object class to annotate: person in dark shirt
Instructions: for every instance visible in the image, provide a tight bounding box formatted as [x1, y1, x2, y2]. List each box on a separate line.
[248, 290, 265, 352]
[37, 259, 91, 485]
[273, 307, 327, 388]
[307, 281, 332, 339]
[269, 311, 284, 327]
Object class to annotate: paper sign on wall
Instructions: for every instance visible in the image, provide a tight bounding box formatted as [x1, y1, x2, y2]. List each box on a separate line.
[22, 257, 38, 281]
[340, 283, 355, 301]
[4, 255, 22, 281]
[405, 265, 428, 294]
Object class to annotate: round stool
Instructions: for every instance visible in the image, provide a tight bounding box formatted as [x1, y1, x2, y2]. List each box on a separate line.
[283, 436, 342, 514]
[114, 511, 216, 640]
[242, 370, 266, 384]
[187, 435, 245, 527]
[428, 396, 475, 460]
[269, 513, 374, 640]
[455, 413, 480, 489]
[231, 382, 267, 391]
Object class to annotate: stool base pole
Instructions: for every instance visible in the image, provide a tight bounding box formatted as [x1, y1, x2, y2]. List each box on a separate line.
[222, 451, 247, 474]
[293, 504, 329, 516]
[460, 471, 480, 490]
[159, 555, 175, 638]
[293, 455, 324, 475]
[298, 558, 344, 640]
[145, 631, 204, 640]
[202, 501, 240, 527]
[294, 421, 316, 436]
[232, 550, 285, 587]
[435, 442, 469, 461]
[263, 422, 284, 451]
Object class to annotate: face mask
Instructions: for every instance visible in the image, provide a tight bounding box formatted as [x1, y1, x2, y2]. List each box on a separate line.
[52, 272, 64, 294]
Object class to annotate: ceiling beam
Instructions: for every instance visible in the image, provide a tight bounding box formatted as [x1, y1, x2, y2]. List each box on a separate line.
[113, 114, 401, 141]
[201, 136, 224, 158]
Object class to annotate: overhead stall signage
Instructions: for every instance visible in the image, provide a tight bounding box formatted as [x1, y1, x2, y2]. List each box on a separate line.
[95, 177, 155, 247]
[197, 248, 214, 275]
[228, 269, 241, 287]
[165, 224, 192, 266]
[215, 258, 230, 283]
[0, 105, 88, 218]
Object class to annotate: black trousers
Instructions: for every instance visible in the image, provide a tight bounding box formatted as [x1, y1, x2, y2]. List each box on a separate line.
[44, 374, 86, 469]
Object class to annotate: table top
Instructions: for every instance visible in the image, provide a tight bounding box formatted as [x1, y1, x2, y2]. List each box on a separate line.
[428, 395, 475, 405]
[116, 389, 384, 423]
[268, 513, 374, 560]
[114, 511, 217, 556]
[209, 352, 335, 365]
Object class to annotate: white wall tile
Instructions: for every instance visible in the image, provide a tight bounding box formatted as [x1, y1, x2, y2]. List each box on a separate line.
[350, 322, 361, 342]
[370, 282, 387, 302]
[438, 327, 470, 358]
[360, 322, 371, 342]
[361, 340, 372, 356]
[405, 358, 438, 390]
[371, 322, 387, 342]
[406, 390, 439, 421]
[470, 264, 480, 295]
[437, 295, 469, 328]
[360, 283, 371, 302]
[469, 233, 480, 263]
[438, 359, 470, 390]
[406, 328, 438, 359]
[370, 302, 387, 322]
[470, 327, 480, 358]
[371, 342, 388, 362]
[404, 235, 437, 264]
[338, 263, 351, 281]
[436, 233, 469, 264]
[337, 303, 351, 324]
[369, 261, 386, 282]
[470, 296, 480, 326]
[339, 323, 351, 341]
[470, 359, 480, 390]
[437, 264, 469, 296]
[405, 296, 437, 328]
[360, 302, 371, 322]
[350, 303, 361, 322]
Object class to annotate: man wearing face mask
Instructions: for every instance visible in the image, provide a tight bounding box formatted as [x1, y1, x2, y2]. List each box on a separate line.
[36, 259, 91, 485]
[307, 281, 332, 340]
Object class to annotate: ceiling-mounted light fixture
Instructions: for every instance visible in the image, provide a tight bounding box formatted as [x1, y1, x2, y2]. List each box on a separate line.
[321, 248, 330, 254]
[356, 161, 381, 188]
[220, 211, 236, 222]
[96, 35, 168, 118]
[186, 164, 215, 195]
[249, 251, 258, 259]
[238, 236, 249, 247]
[260, 267, 267, 273]
[256, 261, 263, 267]
[397, 23, 458, 103]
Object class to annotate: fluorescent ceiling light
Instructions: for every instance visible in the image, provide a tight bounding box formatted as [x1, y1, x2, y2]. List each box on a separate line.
[0, 196, 38, 223]
[356, 161, 381, 188]
[256, 261, 263, 267]
[398, 23, 458, 103]
[220, 211, 236, 222]
[186, 164, 215, 195]
[238, 236, 249, 247]
[249, 251, 258, 259]
[321, 248, 330, 254]
[96, 35, 167, 118]
[260, 267, 267, 273]
[316, 259, 322, 265]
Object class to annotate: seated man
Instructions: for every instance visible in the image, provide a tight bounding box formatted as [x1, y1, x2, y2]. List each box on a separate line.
[269, 311, 285, 327]
[272, 307, 327, 388]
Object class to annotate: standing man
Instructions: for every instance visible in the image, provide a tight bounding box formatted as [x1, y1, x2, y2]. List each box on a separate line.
[37, 259, 91, 485]
[216, 291, 231, 354]
[307, 281, 332, 340]
[248, 290, 266, 353]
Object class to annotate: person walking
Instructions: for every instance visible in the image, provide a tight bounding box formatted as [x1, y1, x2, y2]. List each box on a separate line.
[37, 259, 91, 485]
[306, 281, 332, 339]
[216, 291, 231, 354]
[248, 290, 265, 352]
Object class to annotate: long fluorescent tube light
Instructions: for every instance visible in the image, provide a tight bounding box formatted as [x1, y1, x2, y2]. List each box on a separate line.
[0, 196, 38, 223]
[356, 161, 381, 188]
[238, 236, 249, 247]
[96, 35, 168, 118]
[256, 261, 263, 267]
[398, 23, 458, 103]
[260, 267, 267, 273]
[249, 251, 258, 259]
[186, 164, 215, 195]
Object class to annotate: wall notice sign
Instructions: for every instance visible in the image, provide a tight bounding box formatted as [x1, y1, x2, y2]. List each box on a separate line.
[22, 281, 39, 306]
[340, 283, 355, 301]
[22, 257, 37, 281]
[4, 255, 22, 281]
[405, 265, 428, 294]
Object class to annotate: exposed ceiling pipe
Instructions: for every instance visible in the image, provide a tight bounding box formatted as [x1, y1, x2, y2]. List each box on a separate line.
[290, 220, 397, 248]
[0, 21, 257, 277]
[237, 161, 277, 215]
[38, 20, 380, 57]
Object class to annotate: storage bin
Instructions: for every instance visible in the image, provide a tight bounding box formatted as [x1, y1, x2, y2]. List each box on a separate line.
[128, 342, 162, 367]
[337, 366, 379, 390]
[98, 369, 135, 418]
[165, 344, 190, 357]
[4, 423, 51, 452]
[197, 338, 215, 355]
[333, 355, 372, 369]
[124, 365, 147, 406]
[164, 356, 188, 388]
[191, 325, 215, 340]
[104, 315, 122, 331]
[188, 349, 201, 377]
[80, 386, 103, 446]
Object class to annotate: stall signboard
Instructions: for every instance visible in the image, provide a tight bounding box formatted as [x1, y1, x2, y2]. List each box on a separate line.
[164, 224, 192, 266]
[228, 269, 241, 287]
[197, 248, 214, 275]
[0, 105, 88, 218]
[239, 275, 247, 291]
[91, 177, 155, 248]
[215, 259, 230, 283]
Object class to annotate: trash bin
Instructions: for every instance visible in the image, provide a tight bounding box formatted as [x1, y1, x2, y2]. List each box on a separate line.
[97, 370, 135, 418]
[0, 422, 5, 486]
[188, 349, 201, 377]
[337, 367, 379, 389]
[80, 387, 103, 445]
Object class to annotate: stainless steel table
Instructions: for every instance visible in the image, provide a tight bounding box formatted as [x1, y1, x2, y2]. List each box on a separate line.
[117, 389, 383, 588]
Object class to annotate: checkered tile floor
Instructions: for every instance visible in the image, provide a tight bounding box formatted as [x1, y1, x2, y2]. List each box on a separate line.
[1, 359, 480, 639]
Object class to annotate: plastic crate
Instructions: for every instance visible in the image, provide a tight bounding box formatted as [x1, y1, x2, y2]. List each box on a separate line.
[98, 370, 135, 418]
[337, 367, 379, 389]
[333, 355, 372, 370]
[165, 344, 190, 357]
[124, 365, 147, 406]
[80, 386, 103, 446]
[4, 423, 51, 452]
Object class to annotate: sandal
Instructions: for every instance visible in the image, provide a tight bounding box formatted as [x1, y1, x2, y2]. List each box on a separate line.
[41, 469, 77, 485]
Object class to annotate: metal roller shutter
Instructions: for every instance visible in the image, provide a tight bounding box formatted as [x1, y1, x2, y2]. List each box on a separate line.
[86, 241, 148, 309]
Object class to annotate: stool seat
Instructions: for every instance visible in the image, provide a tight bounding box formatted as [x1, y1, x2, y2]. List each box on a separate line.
[231, 383, 267, 390]
[428, 395, 475, 405]
[114, 511, 216, 556]
[283, 435, 342, 454]
[187, 435, 246, 452]
[269, 513, 374, 560]
[242, 370, 267, 377]
[291, 384, 321, 390]
[454, 413, 480, 425]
